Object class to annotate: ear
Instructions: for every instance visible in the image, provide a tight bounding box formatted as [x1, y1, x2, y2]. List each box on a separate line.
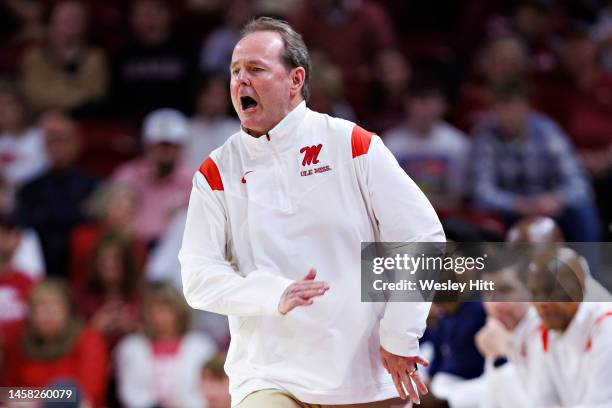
[289, 67, 306, 98]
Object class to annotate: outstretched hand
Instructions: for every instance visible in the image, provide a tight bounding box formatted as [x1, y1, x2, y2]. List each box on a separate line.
[278, 269, 329, 315]
[380, 346, 429, 404]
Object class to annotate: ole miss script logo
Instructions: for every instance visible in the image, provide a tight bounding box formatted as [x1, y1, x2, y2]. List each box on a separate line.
[299, 144, 331, 176]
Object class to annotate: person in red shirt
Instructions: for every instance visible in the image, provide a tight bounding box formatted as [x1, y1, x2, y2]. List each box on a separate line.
[79, 231, 142, 349]
[2, 279, 109, 408]
[70, 182, 146, 290]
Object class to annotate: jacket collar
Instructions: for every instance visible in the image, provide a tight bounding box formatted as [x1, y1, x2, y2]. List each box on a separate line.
[240, 101, 307, 157]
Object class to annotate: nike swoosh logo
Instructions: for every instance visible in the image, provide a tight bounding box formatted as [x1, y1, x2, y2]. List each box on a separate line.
[241, 170, 254, 184]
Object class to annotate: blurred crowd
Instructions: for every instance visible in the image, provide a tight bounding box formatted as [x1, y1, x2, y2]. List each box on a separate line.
[0, 0, 611, 407]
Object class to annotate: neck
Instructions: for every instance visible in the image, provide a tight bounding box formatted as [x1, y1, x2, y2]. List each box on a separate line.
[155, 331, 178, 342]
[244, 127, 266, 138]
[509, 308, 529, 331]
[411, 121, 435, 136]
[139, 30, 168, 46]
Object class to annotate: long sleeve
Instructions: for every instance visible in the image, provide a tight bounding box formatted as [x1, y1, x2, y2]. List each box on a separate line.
[77, 328, 109, 408]
[576, 319, 612, 407]
[179, 169, 294, 317]
[355, 135, 445, 356]
[471, 133, 522, 212]
[544, 122, 592, 206]
[116, 336, 156, 408]
[482, 358, 559, 408]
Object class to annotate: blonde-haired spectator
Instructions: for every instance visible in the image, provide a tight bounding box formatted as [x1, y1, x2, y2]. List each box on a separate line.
[116, 282, 216, 408]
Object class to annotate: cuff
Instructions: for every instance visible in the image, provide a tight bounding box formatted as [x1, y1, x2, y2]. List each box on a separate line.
[379, 324, 420, 357]
[259, 274, 294, 316]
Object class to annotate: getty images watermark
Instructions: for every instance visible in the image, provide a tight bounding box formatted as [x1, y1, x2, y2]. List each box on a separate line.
[371, 251, 494, 292]
[360, 242, 612, 303]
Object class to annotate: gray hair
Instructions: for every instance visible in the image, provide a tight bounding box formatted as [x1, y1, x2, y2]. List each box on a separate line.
[242, 17, 311, 102]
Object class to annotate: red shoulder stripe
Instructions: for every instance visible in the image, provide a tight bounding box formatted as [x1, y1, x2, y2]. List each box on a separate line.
[351, 125, 374, 158]
[199, 157, 224, 191]
[540, 325, 549, 353]
[585, 311, 612, 352]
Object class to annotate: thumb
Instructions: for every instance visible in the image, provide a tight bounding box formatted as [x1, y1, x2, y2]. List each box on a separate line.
[303, 268, 317, 281]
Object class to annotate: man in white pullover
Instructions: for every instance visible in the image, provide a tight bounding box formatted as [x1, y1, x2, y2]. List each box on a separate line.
[179, 17, 445, 407]
[526, 248, 612, 407]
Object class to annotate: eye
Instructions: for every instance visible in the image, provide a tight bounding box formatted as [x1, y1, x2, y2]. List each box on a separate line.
[251, 67, 264, 72]
[231, 67, 240, 76]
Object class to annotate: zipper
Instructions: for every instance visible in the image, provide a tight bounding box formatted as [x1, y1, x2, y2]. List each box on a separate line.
[266, 133, 292, 212]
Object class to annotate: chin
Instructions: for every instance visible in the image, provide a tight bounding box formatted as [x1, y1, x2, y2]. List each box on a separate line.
[240, 118, 266, 133]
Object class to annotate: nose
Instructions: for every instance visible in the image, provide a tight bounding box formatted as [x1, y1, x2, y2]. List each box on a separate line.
[234, 69, 251, 86]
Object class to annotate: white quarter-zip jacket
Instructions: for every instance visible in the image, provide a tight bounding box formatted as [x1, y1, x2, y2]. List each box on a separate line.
[179, 101, 445, 406]
[480, 302, 612, 407]
[479, 308, 544, 408]
[539, 302, 612, 407]
[427, 308, 543, 408]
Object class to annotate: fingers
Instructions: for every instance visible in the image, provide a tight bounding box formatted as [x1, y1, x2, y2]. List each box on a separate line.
[413, 356, 430, 368]
[279, 278, 330, 314]
[411, 371, 428, 395]
[391, 369, 406, 400]
[289, 281, 329, 293]
[404, 376, 420, 405]
[381, 356, 389, 373]
[302, 268, 317, 281]
[296, 287, 329, 300]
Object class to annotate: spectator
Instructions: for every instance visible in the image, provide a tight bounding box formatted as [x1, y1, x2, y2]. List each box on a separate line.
[0, 0, 45, 76]
[0, 81, 48, 205]
[365, 48, 411, 132]
[535, 26, 612, 239]
[290, 0, 396, 75]
[146, 208, 231, 348]
[471, 81, 600, 241]
[20, 1, 109, 116]
[384, 80, 470, 215]
[200, 352, 231, 408]
[595, 1, 612, 73]
[424, 301, 487, 407]
[69, 182, 146, 290]
[517, 247, 612, 406]
[17, 114, 99, 277]
[79, 232, 141, 348]
[112, 0, 195, 118]
[145, 209, 186, 289]
[1, 279, 109, 408]
[453, 35, 528, 132]
[0, 213, 35, 346]
[290, 0, 396, 107]
[0, 176, 45, 280]
[511, 0, 558, 75]
[116, 282, 216, 408]
[307, 51, 356, 122]
[112, 108, 192, 246]
[470, 217, 557, 408]
[199, 0, 253, 76]
[184, 74, 239, 170]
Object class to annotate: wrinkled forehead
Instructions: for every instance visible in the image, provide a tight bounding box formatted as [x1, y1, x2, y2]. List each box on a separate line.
[231, 31, 285, 67]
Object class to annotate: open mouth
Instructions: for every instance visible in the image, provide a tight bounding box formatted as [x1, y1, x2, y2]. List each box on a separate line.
[240, 96, 258, 111]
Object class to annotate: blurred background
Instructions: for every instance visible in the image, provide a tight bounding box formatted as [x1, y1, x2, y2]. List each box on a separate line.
[0, 0, 611, 407]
